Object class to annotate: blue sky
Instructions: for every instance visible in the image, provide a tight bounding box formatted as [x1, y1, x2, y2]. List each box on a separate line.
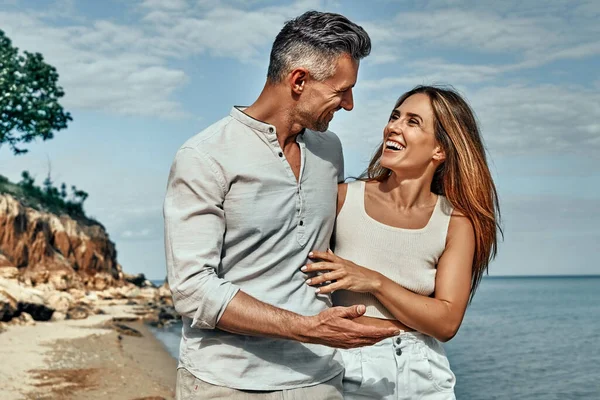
[0, 0, 599, 279]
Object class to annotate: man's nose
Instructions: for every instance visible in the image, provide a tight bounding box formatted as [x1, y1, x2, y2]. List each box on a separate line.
[340, 88, 354, 111]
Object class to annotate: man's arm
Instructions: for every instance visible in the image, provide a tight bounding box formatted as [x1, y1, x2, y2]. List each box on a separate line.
[164, 146, 398, 347]
[218, 291, 399, 349]
[164, 146, 239, 329]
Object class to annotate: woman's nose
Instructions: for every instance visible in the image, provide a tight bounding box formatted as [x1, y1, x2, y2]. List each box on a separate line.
[386, 120, 403, 136]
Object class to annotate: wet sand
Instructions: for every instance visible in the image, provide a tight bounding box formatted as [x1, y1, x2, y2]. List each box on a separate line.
[0, 309, 177, 400]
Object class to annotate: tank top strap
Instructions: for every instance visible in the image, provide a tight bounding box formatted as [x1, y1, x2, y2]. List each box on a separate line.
[428, 195, 453, 239]
[338, 180, 364, 219]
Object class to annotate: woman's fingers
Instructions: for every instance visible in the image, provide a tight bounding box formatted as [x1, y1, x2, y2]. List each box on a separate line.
[315, 280, 341, 294]
[305, 270, 343, 286]
[308, 250, 337, 262]
[301, 261, 338, 273]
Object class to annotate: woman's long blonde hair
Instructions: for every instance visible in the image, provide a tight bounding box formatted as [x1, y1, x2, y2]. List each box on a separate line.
[362, 85, 502, 302]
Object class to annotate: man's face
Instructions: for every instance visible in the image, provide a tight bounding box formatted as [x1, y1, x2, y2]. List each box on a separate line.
[298, 54, 359, 132]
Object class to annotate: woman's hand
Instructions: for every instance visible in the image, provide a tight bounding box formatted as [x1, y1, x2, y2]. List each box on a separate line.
[302, 250, 383, 294]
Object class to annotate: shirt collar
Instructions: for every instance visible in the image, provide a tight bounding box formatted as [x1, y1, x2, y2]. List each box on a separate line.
[230, 106, 307, 144]
[230, 106, 278, 141]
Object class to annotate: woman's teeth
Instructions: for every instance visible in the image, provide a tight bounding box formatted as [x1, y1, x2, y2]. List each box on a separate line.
[385, 140, 405, 150]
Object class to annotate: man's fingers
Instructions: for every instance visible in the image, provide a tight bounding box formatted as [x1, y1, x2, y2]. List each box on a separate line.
[369, 326, 400, 339]
[333, 325, 399, 348]
[341, 318, 400, 339]
[334, 305, 366, 319]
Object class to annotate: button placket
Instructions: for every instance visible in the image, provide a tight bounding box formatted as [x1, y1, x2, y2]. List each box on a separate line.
[297, 188, 304, 226]
[267, 126, 286, 163]
[295, 182, 306, 246]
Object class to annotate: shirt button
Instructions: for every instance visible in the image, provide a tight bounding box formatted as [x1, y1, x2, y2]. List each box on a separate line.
[396, 337, 402, 345]
[268, 127, 274, 133]
[299, 220, 304, 226]
[395, 348, 402, 356]
[278, 152, 283, 157]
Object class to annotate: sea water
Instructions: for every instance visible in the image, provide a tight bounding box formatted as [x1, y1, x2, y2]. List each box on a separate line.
[150, 276, 600, 399]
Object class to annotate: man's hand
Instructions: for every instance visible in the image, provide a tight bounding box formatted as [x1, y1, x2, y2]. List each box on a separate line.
[296, 305, 399, 349]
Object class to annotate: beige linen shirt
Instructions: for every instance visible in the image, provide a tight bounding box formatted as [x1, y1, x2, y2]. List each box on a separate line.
[163, 107, 345, 390]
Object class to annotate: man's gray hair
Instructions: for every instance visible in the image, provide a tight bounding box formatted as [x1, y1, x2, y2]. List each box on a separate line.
[267, 11, 371, 83]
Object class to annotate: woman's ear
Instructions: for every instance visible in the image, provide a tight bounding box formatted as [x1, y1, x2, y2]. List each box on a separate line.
[433, 145, 446, 162]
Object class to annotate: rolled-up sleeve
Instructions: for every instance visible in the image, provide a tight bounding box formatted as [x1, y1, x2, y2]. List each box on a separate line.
[163, 146, 240, 329]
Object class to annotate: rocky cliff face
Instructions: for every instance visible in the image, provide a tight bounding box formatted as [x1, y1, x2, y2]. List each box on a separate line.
[0, 194, 124, 291]
[0, 193, 177, 329]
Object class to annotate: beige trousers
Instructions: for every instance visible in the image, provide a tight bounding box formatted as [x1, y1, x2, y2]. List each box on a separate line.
[176, 368, 343, 400]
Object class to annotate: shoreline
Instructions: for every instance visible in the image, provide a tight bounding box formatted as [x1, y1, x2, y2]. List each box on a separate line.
[0, 305, 177, 400]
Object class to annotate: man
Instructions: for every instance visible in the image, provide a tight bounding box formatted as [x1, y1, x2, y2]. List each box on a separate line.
[164, 11, 399, 399]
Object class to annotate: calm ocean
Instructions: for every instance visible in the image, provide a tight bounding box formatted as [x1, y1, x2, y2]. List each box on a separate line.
[150, 276, 600, 399]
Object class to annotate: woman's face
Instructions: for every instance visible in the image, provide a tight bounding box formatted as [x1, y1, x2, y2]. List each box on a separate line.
[380, 93, 443, 173]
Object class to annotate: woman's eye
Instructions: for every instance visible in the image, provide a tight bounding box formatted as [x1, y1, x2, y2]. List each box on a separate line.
[409, 119, 419, 125]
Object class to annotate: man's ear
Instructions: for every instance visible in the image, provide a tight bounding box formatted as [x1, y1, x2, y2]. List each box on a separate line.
[433, 145, 446, 162]
[289, 68, 308, 95]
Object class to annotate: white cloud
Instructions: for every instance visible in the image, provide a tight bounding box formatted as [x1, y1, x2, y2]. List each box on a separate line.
[140, 0, 189, 11]
[136, 0, 328, 61]
[365, 5, 600, 80]
[333, 83, 600, 157]
[0, 11, 189, 118]
[121, 229, 153, 239]
[392, 10, 555, 53]
[469, 84, 600, 154]
[361, 62, 505, 90]
[0, 0, 329, 118]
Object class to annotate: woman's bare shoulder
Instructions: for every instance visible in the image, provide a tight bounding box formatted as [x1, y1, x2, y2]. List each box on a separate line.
[447, 207, 474, 244]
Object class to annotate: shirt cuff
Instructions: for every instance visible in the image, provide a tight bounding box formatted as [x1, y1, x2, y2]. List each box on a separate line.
[190, 280, 241, 329]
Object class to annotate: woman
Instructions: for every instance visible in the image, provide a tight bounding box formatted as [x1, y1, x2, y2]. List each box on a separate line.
[302, 86, 501, 399]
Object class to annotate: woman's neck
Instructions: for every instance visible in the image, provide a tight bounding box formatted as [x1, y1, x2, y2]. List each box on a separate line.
[377, 173, 436, 209]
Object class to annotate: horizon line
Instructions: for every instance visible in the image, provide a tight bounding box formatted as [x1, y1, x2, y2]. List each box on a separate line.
[147, 274, 600, 282]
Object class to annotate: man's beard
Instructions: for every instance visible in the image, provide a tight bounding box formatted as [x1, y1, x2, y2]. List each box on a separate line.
[298, 108, 330, 132]
[312, 117, 330, 132]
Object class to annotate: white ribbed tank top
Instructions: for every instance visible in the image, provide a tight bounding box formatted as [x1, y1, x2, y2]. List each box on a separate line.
[332, 181, 453, 319]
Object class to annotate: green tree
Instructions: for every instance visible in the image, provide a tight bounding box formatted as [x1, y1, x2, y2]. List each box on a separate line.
[0, 29, 72, 155]
[19, 170, 35, 190]
[60, 182, 67, 200]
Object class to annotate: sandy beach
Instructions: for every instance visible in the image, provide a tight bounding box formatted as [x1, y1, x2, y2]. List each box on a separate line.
[0, 305, 177, 400]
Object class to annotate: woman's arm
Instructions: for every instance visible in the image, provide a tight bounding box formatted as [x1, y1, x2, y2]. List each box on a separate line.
[305, 212, 475, 342]
[373, 213, 474, 341]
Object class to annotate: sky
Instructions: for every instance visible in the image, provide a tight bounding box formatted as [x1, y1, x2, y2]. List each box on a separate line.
[0, 0, 599, 279]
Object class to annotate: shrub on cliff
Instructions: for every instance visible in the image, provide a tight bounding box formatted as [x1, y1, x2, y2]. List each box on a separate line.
[0, 172, 97, 225]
